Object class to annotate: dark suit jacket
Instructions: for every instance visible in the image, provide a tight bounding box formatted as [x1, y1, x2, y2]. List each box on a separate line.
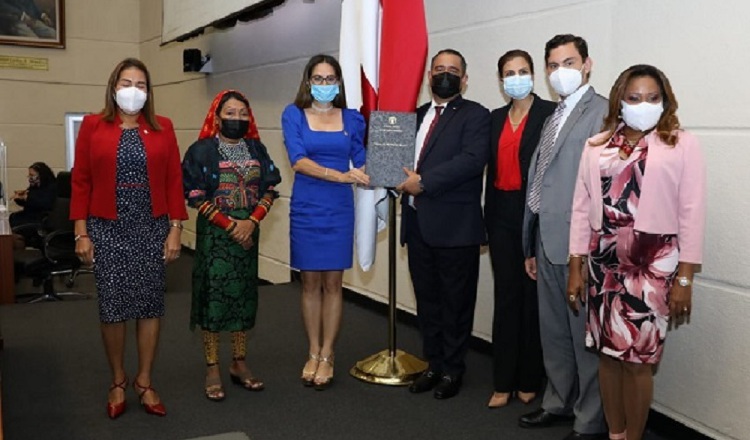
[400, 95, 490, 247]
[484, 95, 556, 230]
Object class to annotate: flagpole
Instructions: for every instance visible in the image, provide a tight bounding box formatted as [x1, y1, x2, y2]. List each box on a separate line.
[349, 191, 427, 385]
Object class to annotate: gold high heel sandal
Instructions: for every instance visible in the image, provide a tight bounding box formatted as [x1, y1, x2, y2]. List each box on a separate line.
[301, 353, 320, 387]
[313, 354, 334, 391]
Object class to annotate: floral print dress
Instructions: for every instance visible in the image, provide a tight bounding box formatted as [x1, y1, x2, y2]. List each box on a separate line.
[585, 132, 679, 364]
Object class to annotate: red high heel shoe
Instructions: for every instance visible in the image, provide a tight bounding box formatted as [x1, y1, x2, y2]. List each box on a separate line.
[107, 377, 128, 419]
[133, 381, 167, 417]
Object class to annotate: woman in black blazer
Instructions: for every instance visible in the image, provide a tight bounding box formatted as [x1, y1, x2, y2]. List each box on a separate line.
[484, 50, 556, 408]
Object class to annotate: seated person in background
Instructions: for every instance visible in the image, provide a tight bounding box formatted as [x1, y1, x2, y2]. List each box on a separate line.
[10, 162, 57, 246]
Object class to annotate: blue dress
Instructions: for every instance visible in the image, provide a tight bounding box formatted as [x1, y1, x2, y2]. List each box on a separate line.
[281, 104, 366, 271]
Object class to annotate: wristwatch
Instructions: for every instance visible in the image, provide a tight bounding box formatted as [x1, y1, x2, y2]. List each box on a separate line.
[676, 276, 692, 287]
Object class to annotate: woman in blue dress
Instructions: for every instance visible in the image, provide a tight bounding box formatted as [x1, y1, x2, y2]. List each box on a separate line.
[282, 54, 370, 390]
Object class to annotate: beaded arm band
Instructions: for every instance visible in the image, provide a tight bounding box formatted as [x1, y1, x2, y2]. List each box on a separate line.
[197, 201, 236, 232]
[249, 191, 275, 225]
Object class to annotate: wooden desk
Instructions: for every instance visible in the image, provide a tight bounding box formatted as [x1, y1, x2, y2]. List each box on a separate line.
[0, 234, 14, 305]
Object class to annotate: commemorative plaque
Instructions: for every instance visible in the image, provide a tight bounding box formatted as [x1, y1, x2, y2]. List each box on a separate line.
[365, 111, 417, 188]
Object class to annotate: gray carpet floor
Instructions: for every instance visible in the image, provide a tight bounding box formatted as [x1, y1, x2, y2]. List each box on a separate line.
[0, 257, 672, 440]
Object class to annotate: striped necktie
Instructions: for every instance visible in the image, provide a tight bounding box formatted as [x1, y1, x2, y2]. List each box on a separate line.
[527, 100, 566, 214]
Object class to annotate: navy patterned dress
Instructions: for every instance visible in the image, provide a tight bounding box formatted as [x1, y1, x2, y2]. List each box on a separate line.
[88, 128, 169, 323]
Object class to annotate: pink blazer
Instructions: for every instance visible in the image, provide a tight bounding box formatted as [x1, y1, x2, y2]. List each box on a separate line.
[569, 129, 706, 264]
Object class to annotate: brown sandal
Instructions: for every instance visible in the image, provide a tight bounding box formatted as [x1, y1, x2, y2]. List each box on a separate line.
[229, 358, 264, 391]
[205, 371, 225, 402]
[229, 370, 264, 391]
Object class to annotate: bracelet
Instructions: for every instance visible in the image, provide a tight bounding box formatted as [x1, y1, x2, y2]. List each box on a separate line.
[567, 254, 587, 263]
[249, 216, 260, 226]
[170, 222, 183, 230]
[227, 222, 237, 233]
[324, 168, 329, 177]
[74, 234, 89, 241]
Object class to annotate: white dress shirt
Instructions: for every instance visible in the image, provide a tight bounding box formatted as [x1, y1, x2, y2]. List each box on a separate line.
[554, 83, 591, 139]
[409, 100, 442, 207]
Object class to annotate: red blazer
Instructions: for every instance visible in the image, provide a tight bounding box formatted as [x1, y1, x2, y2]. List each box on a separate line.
[70, 113, 188, 221]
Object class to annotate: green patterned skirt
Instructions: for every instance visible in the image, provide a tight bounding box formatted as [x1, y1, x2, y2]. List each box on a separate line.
[190, 209, 259, 332]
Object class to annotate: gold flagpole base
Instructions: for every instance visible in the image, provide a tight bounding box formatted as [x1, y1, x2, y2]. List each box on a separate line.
[349, 349, 428, 386]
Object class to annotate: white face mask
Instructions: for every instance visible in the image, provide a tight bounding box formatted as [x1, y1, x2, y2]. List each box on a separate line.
[620, 101, 663, 132]
[549, 66, 583, 97]
[115, 86, 148, 114]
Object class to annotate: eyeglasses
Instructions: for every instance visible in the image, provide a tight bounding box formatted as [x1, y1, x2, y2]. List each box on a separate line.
[310, 75, 339, 85]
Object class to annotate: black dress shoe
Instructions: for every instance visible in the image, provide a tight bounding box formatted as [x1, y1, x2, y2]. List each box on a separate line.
[561, 431, 608, 440]
[408, 370, 441, 393]
[433, 374, 462, 400]
[519, 408, 575, 428]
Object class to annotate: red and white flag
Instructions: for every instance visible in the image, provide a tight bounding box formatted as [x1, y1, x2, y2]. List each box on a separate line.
[340, 0, 428, 271]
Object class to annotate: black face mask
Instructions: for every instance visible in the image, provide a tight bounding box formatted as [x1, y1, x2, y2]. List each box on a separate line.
[430, 72, 462, 99]
[219, 118, 249, 140]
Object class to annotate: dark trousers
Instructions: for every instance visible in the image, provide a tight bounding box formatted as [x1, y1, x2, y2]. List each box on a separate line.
[404, 207, 480, 377]
[486, 188, 544, 393]
[488, 222, 544, 392]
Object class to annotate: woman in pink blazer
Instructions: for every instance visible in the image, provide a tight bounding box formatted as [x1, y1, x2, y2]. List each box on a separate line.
[567, 64, 706, 440]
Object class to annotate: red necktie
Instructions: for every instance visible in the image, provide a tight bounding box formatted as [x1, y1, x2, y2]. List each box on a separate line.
[417, 106, 443, 171]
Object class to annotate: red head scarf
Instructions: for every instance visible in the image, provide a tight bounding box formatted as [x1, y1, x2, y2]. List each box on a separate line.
[198, 90, 260, 140]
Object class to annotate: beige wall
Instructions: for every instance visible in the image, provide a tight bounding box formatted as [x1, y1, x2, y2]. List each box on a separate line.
[4, 1, 748, 438]
[1, 0, 141, 200]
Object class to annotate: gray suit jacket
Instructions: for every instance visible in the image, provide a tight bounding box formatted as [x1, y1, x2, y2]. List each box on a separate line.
[522, 87, 608, 264]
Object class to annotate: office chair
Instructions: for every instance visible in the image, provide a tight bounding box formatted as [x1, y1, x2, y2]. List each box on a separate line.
[51, 170, 93, 286]
[14, 171, 91, 303]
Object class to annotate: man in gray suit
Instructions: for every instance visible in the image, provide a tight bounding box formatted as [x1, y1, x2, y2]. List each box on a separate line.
[519, 34, 608, 440]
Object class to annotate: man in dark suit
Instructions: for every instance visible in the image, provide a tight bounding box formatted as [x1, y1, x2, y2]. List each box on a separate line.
[519, 34, 608, 440]
[397, 48, 490, 400]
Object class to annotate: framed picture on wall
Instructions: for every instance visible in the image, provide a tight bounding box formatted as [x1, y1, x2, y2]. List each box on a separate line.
[64, 112, 86, 170]
[0, 0, 65, 48]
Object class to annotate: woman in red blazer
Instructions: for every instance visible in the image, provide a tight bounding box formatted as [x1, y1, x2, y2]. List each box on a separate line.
[70, 58, 188, 419]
